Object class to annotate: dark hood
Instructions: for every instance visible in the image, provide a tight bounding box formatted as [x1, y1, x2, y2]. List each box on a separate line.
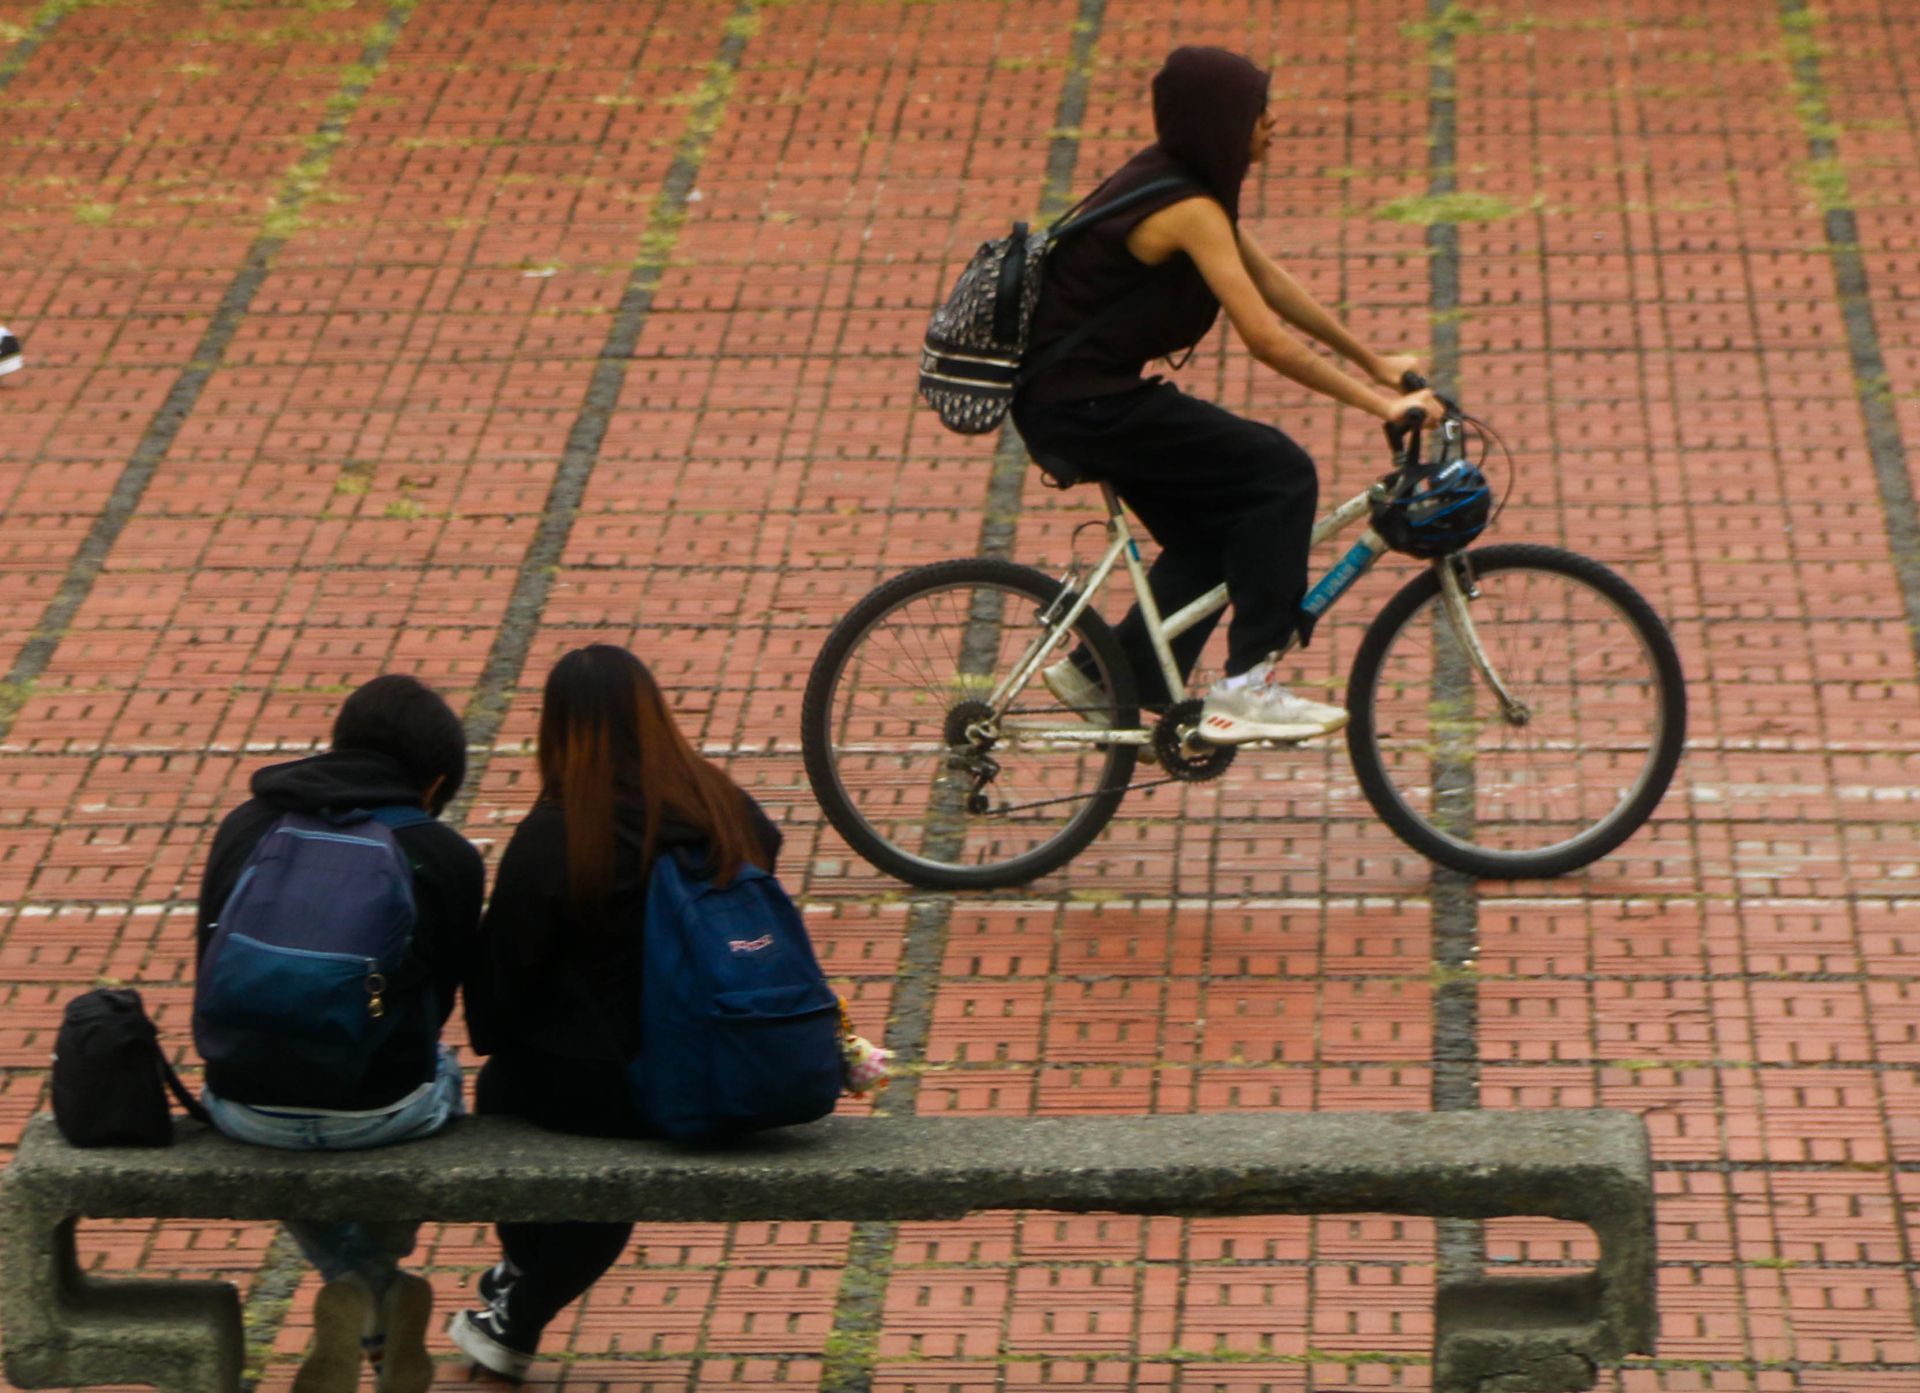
[250, 748, 427, 817]
[1150, 46, 1269, 222]
[506, 798, 744, 898]
[608, 806, 724, 893]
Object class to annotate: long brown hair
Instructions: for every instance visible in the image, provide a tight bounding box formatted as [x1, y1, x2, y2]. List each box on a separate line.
[536, 644, 764, 916]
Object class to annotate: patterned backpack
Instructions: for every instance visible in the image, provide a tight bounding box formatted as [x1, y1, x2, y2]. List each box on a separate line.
[917, 177, 1194, 435]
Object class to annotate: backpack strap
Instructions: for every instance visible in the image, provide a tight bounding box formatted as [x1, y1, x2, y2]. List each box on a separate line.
[1018, 176, 1201, 389]
[1017, 287, 1151, 387]
[991, 222, 1031, 344]
[159, 1054, 213, 1126]
[365, 805, 434, 831]
[1045, 175, 1198, 242]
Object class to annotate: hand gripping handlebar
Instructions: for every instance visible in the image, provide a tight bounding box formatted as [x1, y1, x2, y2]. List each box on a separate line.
[1383, 369, 1430, 478]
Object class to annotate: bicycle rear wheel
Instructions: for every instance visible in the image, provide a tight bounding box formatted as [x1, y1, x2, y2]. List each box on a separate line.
[801, 558, 1140, 890]
[1346, 544, 1685, 878]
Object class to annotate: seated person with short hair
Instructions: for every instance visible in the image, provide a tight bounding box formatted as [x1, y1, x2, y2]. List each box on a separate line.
[192, 674, 484, 1393]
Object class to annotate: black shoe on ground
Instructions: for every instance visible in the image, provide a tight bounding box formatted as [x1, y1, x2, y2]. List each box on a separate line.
[0, 328, 21, 377]
[476, 1258, 520, 1310]
[448, 1306, 537, 1383]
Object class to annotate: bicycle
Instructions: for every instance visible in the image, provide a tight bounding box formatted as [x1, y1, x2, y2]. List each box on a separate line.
[800, 387, 1687, 890]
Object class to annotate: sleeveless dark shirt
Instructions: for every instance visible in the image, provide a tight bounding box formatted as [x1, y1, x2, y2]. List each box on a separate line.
[1020, 152, 1221, 405]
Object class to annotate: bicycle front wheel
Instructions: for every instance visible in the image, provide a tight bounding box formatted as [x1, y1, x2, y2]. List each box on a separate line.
[801, 558, 1140, 890]
[1346, 544, 1686, 878]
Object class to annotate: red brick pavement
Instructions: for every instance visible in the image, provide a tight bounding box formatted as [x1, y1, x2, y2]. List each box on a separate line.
[4, 0, 1920, 1389]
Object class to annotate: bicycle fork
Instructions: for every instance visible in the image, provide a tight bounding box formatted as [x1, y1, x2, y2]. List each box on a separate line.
[1435, 552, 1529, 725]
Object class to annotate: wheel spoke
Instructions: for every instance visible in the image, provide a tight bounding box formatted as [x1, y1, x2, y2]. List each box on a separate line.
[1349, 548, 1684, 876]
[803, 563, 1138, 888]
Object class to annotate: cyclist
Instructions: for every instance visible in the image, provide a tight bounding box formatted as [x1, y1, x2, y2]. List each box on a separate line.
[1013, 45, 1442, 744]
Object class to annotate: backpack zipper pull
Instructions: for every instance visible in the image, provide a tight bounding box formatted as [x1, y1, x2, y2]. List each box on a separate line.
[366, 965, 387, 1018]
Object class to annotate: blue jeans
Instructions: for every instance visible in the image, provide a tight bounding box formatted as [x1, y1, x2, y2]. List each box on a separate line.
[204, 1045, 465, 1292]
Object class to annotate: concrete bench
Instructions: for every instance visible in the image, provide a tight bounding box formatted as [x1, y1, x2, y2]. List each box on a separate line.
[1, 1109, 1655, 1393]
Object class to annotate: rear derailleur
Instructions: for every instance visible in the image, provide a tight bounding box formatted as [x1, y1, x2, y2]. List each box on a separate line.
[944, 699, 1001, 814]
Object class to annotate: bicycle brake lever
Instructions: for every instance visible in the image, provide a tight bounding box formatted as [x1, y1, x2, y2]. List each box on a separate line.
[1383, 408, 1424, 466]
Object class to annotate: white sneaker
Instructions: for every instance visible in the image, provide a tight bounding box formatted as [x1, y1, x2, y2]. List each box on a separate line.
[0, 328, 20, 377]
[1041, 658, 1107, 723]
[1198, 666, 1348, 744]
[448, 1307, 536, 1382]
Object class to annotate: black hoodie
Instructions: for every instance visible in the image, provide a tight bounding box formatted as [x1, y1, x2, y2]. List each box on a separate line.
[463, 794, 782, 1067]
[1020, 46, 1272, 405]
[194, 749, 486, 1110]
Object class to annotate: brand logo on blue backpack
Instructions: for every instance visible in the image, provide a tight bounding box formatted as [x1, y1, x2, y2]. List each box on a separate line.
[193, 806, 429, 1093]
[630, 850, 842, 1141]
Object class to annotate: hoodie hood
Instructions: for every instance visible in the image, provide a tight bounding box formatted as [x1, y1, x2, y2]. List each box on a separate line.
[609, 805, 729, 892]
[1150, 46, 1270, 222]
[250, 748, 429, 817]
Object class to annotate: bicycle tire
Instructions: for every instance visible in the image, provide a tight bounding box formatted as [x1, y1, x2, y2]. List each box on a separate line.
[1346, 543, 1686, 878]
[801, 558, 1140, 890]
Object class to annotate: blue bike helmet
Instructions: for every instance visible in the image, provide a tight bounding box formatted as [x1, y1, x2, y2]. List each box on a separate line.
[1371, 457, 1493, 559]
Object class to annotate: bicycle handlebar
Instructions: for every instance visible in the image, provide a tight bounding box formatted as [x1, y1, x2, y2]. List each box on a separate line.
[1382, 369, 1430, 465]
[1380, 370, 1471, 494]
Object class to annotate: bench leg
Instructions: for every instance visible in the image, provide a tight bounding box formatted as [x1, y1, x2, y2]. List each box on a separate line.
[1433, 1274, 1614, 1393]
[1, 1214, 244, 1393]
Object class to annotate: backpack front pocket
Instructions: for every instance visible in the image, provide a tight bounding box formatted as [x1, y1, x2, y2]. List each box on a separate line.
[643, 985, 841, 1140]
[198, 933, 389, 1048]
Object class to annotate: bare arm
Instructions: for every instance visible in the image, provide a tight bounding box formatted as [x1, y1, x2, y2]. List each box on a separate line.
[1129, 198, 1436, 421]
[1237, 227, 1418, 389]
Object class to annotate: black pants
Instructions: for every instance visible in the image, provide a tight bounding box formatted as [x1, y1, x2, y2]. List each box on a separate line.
[475, 1052, 657, 1338]
[1012, 381, 1318, 704]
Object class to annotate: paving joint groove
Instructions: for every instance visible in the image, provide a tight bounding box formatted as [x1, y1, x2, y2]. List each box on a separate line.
[0, 0, 420, 744]
[1776, 0, 1920, 664]
[236, 1229, 308, 1393]
[1772, 8, 1920, 1353]
[1417, 0, 1484, 1287]
[818, 5, 1108, 1389]
[0, 0, 80, 91]
[1658, 1159, 1920, 1174]
[447, 1, 762, 816]
[978, 0, 1107, 563]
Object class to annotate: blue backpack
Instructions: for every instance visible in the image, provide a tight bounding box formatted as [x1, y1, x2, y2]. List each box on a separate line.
[193, 806, 430, 1093]
[631, 850, 843, 1141]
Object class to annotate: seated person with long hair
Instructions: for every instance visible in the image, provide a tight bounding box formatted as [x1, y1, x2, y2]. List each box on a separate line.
[451, 644, 783, 1379]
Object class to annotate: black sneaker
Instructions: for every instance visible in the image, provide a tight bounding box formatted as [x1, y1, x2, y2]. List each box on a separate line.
[476, 1258, 520, 1312]
[0, 328, 20, 377]
[448, 1306, 537, 1383]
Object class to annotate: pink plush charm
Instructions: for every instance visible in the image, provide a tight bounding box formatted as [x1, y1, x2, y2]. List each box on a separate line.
[837, 1000, 894, 1095]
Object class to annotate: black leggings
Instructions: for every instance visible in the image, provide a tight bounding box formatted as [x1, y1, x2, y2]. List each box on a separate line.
[474, 1052, 655, 1338]
[1012, 381, 1318, 703]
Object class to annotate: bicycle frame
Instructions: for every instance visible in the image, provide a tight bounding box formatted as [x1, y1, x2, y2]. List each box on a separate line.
[986, 473, 1520, 747]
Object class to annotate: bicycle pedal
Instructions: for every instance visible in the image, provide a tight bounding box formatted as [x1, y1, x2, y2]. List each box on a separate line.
[1237, 734, 1341, 750]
